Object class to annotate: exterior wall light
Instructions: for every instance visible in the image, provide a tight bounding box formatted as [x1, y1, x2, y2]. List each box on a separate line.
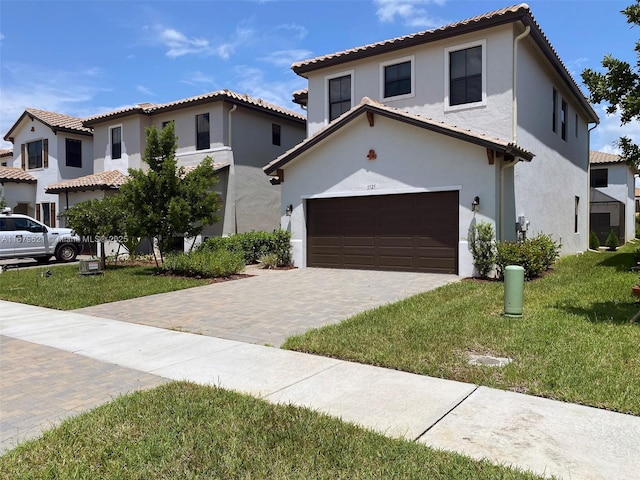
[285, 204, 293, 216]
[472, 196, 480, 212]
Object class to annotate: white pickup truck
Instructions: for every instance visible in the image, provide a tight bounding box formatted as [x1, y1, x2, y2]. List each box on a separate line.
[0, 207, 82, 263]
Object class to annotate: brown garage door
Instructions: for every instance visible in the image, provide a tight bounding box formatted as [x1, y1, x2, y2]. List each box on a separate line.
[307, 191, 458, 273]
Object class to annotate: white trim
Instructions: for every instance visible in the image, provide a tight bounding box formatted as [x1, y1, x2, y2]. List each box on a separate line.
[379, 55, 415, 102]
[444, 39, 487, 112]
[324, 69, 355, 125]
[301, 185, 462, 200]
[108, 124, 123, 161]
[175, 146, 231, 158]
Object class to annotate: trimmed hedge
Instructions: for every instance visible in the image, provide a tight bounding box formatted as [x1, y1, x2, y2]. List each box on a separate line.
[495, 234, 560, 280]
[162, 249, 245, 278]
[199, 230, 292, 266]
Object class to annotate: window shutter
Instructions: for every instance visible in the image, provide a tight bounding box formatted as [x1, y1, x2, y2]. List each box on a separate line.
[50, 203, 56, 228]
[21, 144, 26, 170]
[35, 203, 41, 221]
[43, 139, 49, 168]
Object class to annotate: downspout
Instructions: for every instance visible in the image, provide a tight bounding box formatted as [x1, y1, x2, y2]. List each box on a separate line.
[500, 24, 531, 241]
[224, 104, 238, 236]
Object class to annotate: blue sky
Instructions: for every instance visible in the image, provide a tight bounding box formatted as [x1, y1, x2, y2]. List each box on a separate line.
[1, 0, 638, 153]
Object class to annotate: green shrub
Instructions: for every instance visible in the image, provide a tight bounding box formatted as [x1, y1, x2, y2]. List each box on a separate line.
[495, 233, 560, 280]
[258, 253, 279, 269]
[605, 230, 619, 251]
[636, 215, 640, 239]
[162, 249, 245, 278]
[200, 230, 292, 266]
[470, 222, 496, 278]
[589, 231, 600, 250]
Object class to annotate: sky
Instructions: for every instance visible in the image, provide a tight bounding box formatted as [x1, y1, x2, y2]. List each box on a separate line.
[0, 0, 638, 154]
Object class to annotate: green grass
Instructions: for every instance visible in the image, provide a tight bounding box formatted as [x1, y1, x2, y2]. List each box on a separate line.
[284, 245, 640, 415]
[0, 264, 210, 309]
[0, 382, 548, 480]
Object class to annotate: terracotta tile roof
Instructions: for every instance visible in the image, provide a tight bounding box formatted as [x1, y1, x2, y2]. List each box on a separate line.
[265, 97, 533, 175]
[0, 149, 12, 158]
[590, 151, 623, 164]
[4, 108, 92, 142]
[45, 170, 129, 193]
[0, 166, 37, 183]
[181, 162, 229, 176]
[635, 187, 640, 198]
[291, 3, 597, 123]
[292, 89, 308, 107]
[45, 162, 230, 193]
[84, 90, 306, 125]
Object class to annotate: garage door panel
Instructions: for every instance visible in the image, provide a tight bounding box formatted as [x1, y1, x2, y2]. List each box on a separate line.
[307, 192, 458, 273]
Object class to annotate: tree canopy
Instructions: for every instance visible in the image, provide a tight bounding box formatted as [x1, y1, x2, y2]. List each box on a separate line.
[582, 1, 640, 166]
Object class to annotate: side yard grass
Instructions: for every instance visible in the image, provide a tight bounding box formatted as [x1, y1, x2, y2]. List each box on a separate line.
[284, 245, 640, 415]
[0, 264, 211, 309]
[0, 382, 549, 480]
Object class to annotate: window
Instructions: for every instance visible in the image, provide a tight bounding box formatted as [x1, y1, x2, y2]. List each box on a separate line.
[162, 120, 173, 130]
[110, 126, 122, 159]
[42, 202, 51, 227]
[575, 113, 579, 138]
[574, 196, 579, 234]
[328, 74, 352, 121]
[196, 113, 210, 150]
[552, 89, 557, 133]
[591, 169, 608, 188]
[560, 100, 567, 140]
[382, 58, 413, 98]
[272, 123, 281, 146]
[1, 162, 6, 167]
[65, 138, 82, 168]
[27, 140, 43, 169]
[448, 44, 483, 107]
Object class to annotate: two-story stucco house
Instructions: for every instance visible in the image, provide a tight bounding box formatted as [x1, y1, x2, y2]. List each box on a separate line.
[589, 151, 636, 245]
[265, 4, 599, 277]
[50, 90, 306, 244]
[2, 109, 94, 225]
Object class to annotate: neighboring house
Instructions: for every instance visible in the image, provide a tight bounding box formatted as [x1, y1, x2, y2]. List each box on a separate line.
[2, 108, 94, 226]
[81, 90, 306, 242]
[0, 149, 12, 167]
[265, 3, 598, 276]
[589, 151, 636, 245]
[0, 166, 37, 213]
[635, 188, 640, 214]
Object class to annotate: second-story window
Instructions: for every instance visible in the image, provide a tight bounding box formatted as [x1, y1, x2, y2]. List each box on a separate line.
[329, 75, 351, 121]
[591, 169, 608, 188]
[27, 139, 44, 169]
[561, 100, 568, 141]
[111, 126, 122, 159]
[196, 113, 210, 150]
[66, 138, 82, 168]
[449, 45, 482, 106]
[383, 60, 412, 98]
[272, 123, 281, 146]
[552, 89, 557, 133]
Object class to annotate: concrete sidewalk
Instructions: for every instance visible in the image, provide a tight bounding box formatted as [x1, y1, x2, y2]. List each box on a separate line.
[1, 300, 639, 479]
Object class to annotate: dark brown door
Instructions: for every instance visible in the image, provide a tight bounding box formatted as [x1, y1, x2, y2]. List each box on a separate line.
[307, 191, 458, 273]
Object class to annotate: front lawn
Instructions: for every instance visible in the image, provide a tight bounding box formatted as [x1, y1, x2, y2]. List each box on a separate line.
[284, 245, 640, 415]
[0, 382, 547, 480]
[0, 264, 211, 310]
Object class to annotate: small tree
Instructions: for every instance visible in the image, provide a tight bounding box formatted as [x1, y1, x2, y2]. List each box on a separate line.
[589, 231, 600, 250]
[119, 122, 221, 266]
[0, 187, 6, 209]
[605, 230, 620, 251]
[470, 222, 496, 279]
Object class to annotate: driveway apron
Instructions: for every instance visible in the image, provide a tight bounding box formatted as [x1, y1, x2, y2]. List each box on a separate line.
[74, 268, 459, 346]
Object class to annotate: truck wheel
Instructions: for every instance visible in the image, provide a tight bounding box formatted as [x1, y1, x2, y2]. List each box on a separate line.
[56, 244, 78, 262]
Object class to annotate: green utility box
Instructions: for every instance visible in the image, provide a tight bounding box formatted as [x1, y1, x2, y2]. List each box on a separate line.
[504, 265, 524, 317]
[79, 259, 103, 276]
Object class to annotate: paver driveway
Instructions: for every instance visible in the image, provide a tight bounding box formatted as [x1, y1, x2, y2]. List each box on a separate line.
[75, 267, 459, 346]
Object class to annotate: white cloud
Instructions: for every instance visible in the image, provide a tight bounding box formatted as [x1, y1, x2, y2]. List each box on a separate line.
[136, 85, 155, 96]
[274, 23, 308, 40]
[259, 49, 313, 68]
[152, 23, 254, 59]
[180, 70, 218, 89]
[233, 65, 306, 113]
[374, 0, 448, 28]
[0, 62, 106, 148]
[590, 104, 640, 154]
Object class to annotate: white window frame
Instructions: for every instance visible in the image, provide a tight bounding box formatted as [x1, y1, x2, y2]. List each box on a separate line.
[324, 69, 355, 124]
[109, 124, 123, 160]
[379, 55, 415, 101]
[444, 39, 487, 112]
